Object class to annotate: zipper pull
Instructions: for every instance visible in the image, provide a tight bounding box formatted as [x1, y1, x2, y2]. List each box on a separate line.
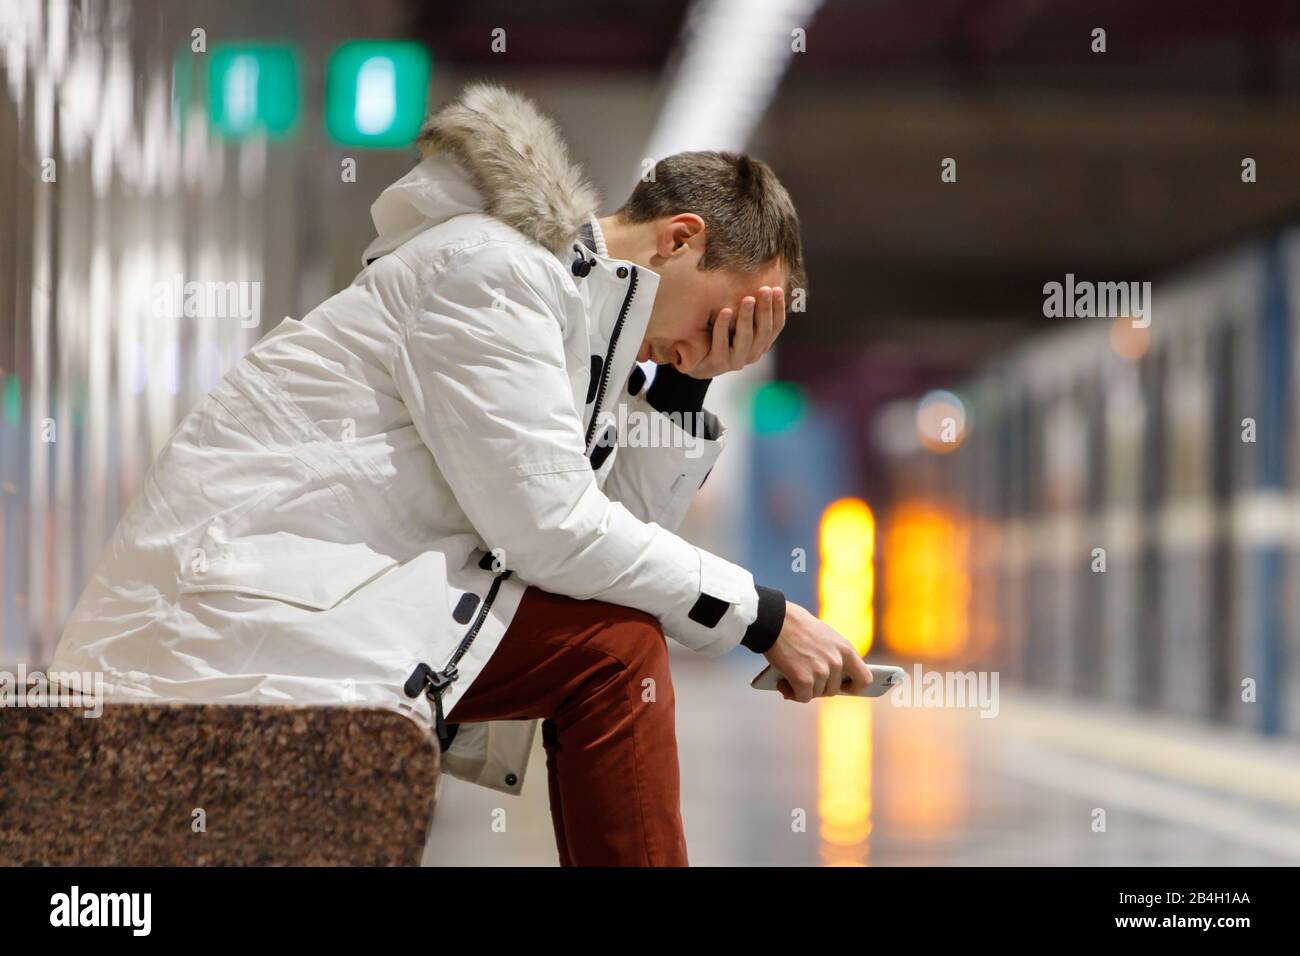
[404, 663, 459, 749]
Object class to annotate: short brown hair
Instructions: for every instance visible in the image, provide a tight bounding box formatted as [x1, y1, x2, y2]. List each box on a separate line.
[615, 151, 806, 301]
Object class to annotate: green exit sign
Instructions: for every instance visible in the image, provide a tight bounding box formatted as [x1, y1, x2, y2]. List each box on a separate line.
[326, 41, 431, 148]
[209, 43, 300, 139]
[752, 380, 807, 434]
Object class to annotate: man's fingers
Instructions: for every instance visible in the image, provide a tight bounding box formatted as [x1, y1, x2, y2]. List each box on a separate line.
[844, 653, 874, 694]
[750, 288, 774, 364]
[706, 288, 787, 376]
[785, 674, 815, 703]
[731, 296, 756, 368]
[824, 661, 845, 699]
[712, 307, 733, 359]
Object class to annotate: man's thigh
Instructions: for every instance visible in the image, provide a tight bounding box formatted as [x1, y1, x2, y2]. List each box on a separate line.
[444, 587, 669, 725]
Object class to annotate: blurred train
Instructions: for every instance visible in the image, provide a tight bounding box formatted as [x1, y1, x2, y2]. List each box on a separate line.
[881, 225, 1300, 740]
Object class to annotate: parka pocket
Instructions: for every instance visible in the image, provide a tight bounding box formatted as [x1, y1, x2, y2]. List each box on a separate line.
[179, 531, 399, 611]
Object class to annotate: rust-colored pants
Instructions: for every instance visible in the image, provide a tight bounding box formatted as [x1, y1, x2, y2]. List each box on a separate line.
[445, 586, 689, 866]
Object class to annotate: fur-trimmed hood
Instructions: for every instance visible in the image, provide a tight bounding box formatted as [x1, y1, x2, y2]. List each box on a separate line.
[362, 83, 601, 265]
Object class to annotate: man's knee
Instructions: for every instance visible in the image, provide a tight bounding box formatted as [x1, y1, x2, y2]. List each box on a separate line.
[612, 614, 673, 710]
[598, 604, 668, 672]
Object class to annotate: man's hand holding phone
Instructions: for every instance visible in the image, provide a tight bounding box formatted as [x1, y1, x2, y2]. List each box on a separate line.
[763, 601, 874, 702]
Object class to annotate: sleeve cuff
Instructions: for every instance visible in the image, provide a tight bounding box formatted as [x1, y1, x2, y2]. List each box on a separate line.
[740, 585, 786, 653]
[645, 363, 711, 420]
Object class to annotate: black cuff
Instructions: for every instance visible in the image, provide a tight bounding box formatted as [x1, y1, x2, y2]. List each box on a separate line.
[644, 363, 711, 417]
[740, 585, 786, 653]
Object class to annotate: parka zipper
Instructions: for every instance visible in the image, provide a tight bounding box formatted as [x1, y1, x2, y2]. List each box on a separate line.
[406, 566, 513, 749]
[408, 262, 638, 749]
[584, 265, 639, 451]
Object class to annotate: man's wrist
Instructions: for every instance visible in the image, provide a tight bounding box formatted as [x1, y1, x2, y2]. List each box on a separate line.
[740, 585, 786, 653]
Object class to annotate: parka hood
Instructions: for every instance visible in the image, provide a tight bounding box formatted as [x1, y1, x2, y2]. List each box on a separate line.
[363, 82, 602, 265]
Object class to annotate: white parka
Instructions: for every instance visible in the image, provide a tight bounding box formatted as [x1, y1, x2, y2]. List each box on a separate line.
[50, 83, 767, 796]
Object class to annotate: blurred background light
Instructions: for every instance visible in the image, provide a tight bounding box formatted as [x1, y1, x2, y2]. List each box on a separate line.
[2, 375, 20, 426]
[1109, 314, 1151, 360]
[751, 379, 806, 434]
[818, 496, 875, 655]
[209, 43, 299, 139]
[325, 40, 431, 148]
[882, 501, 969, 660]
[817, 495, 875, 864]
[645, 0, 822, 158]
[916, 388, 967, 453]
[818, 695, 873, 861]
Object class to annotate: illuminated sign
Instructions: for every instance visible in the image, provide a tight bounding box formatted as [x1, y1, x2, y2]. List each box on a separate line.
[752, 380, 806, 434]
[325, 41, 431, 147]
[209, 43, 300, 139]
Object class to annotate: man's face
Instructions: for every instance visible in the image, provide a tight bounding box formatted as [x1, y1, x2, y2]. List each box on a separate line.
[636, 218, 786, 374]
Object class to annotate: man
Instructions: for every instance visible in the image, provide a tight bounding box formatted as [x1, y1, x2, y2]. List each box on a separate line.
[51, 82, 871, 866]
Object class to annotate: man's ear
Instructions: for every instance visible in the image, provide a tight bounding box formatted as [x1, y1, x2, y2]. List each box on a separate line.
[655, 214, 705, 259]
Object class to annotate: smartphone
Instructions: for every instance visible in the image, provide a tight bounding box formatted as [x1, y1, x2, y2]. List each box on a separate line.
[750, 662, 906, 699]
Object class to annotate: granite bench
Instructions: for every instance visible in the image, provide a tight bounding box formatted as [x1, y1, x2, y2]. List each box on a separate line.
[0, 701, 441, 866]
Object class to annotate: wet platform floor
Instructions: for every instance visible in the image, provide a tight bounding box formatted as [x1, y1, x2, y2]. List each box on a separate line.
[424, 647, 1300, 866]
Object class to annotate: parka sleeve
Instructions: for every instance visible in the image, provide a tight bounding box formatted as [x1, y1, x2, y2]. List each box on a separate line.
[601, 365, 788, 654]
[389, 239, 761, 656]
